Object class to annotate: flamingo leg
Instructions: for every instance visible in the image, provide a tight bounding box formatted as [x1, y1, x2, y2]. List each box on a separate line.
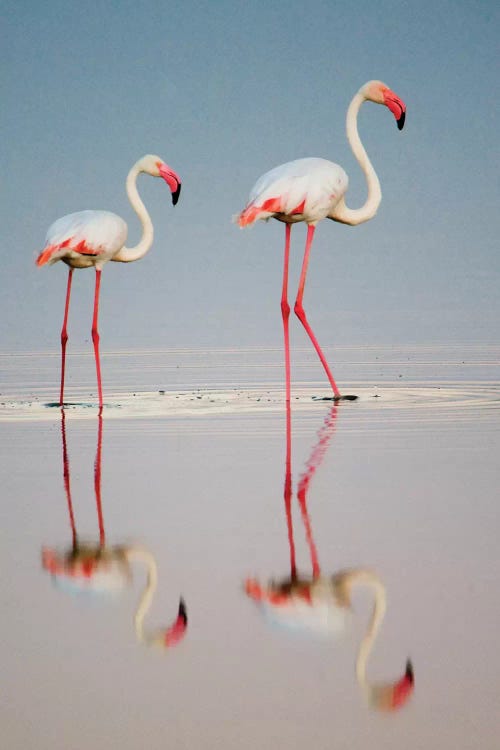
[295, 406, 339, 580]
[59, 268, 73, 407]
[294, 225, 341, 398]
[60, 408, 78, 549]
[281, 224, 292, 403]
[91, 269, 104, 412]
[296, 485, 321, 580]
[284, 397, 297, 580]
[94, 413, 105, 546]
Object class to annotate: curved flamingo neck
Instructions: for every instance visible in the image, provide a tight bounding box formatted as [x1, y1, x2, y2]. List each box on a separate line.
[125, 545, 186, 649]
[342, 569, 387, 688]
[331, 92, 382, 226]
[113, 160, 154, 263]
[124, 545, 159, 642]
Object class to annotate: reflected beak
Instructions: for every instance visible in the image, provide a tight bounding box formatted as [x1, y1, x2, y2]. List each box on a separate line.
[391, 659, 415, 708]
[370, 660, 415, 711]
[163, 597, 188, 647]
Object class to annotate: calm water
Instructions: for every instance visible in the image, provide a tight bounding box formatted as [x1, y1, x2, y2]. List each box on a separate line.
[1, 346, 499, 749]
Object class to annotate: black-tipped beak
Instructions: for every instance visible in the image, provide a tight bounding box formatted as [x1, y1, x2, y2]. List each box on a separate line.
[397, 111, 406, 131]
[172, 183, 181, 206]
[178, 597, 188, 624]
[405, 659, 414, 684]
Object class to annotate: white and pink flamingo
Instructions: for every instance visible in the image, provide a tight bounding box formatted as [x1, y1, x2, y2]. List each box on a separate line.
[36, 155, 181, 412]
[237, 80, 406, 402]
[244, 401, 414, 711]
[42, 411, 187, 650]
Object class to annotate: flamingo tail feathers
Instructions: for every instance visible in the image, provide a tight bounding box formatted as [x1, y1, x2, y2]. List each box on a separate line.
[36, 244, 64, 266]
[237, 197, 283, 227]
[36, 237, 100, 266]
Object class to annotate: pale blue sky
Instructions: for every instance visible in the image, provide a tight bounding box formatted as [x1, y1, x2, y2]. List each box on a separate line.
[2, 0, 499, 351]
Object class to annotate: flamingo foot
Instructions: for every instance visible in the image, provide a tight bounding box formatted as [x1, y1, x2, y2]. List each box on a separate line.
[45, 401, 98, 409]
[312, 394, 358, 402]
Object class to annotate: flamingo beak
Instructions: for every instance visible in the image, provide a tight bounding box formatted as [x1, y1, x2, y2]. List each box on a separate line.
[171, 182, 181, 206]
[157, 162, 182, 205]
[383, 89, 406, 130]
[391, 659, 415, 708]
[163, 597, 188, 647]
[369, 660, 415, 711]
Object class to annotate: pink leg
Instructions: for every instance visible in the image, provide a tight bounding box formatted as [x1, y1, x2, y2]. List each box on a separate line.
[296, 405, 339, 579]
[297, 486, 320, 580]
[281, 224, 292, 403]
[60, 408, 77, 549]
[94, 413, 105, 547]
[294, 225, 341, 399]
[60, 269, 73, 406]
[284, 397, 297, 580]
[91, 269, 104, 412]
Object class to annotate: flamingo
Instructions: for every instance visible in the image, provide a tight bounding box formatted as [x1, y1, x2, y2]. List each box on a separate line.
[42, 410, 187, 650]
[237, 80, 406, 402]
[244, 402, 414, 711]
[42, 542, 188, 649]
[36, 154, 182, 411]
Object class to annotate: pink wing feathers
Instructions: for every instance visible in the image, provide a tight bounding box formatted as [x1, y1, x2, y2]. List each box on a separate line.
[36, 210, 128, 267]
[238, 158, 349, 227]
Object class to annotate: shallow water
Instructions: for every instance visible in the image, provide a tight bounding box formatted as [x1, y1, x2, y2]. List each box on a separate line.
[2, 346, 499, 749]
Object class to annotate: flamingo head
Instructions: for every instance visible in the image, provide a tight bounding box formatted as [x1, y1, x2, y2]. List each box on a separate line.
[363, 81, 406, 130]
[140, 154, 182, 205]
[366, 659, 415, 712]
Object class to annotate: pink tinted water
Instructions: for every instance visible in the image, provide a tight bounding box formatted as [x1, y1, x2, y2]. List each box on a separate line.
[1, 345, 499, 749]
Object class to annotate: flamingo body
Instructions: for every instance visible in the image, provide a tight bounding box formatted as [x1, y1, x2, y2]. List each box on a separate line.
[37, 210, 128, 269]
[42, 545, 131, 595]
[247, 577, 350, 636]
[239, 158, 349, 227]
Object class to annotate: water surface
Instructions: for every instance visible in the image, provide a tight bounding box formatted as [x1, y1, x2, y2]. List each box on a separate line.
[1, 346, 499, 749]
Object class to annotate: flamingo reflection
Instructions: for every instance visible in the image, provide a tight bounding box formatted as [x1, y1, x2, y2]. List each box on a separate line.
[245, 402, 414, 711]
[42, 411, 187, 649]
